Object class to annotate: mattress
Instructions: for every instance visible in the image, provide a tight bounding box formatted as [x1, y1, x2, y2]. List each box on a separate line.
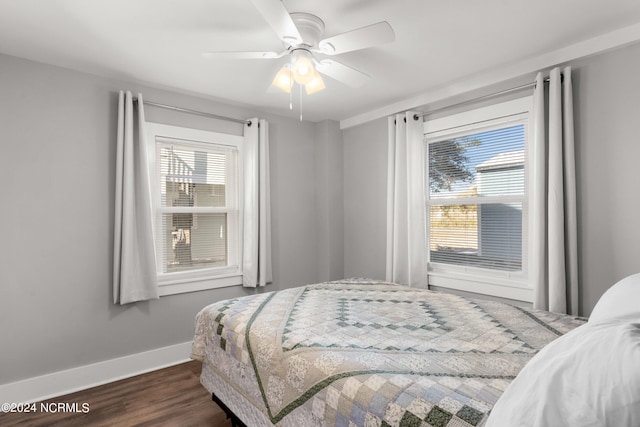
[191, 279, 585, 426]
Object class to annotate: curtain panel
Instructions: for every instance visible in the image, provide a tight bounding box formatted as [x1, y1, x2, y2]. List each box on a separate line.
[386, 112, 428, 287]
[531, 67, 579, 314]
[113, 91, 159, 304]
[243, 118, 272, 288]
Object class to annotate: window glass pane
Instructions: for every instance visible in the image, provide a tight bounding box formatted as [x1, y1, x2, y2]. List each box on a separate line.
[427, 124, 525, 273]
[164, 182, 226, 208]
[429, 203, 522, 271]
[159, 145, 227, 208]
[160, 213, 228, 273]
[429, 125, 524, 199]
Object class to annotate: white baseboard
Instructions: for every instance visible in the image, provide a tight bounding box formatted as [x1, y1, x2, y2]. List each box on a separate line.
[0, 341, 193, 404]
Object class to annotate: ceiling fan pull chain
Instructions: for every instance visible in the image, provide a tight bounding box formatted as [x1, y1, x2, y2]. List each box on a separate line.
[289, 67, 294, 110]
[299, 84, 303, 121]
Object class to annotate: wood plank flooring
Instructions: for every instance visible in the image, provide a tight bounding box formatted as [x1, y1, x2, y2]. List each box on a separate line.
[0, 361, 233, 427]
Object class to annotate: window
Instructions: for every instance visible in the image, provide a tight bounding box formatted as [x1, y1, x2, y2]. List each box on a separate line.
[146, 123, 243, 295]
[423, 97, 533, 301]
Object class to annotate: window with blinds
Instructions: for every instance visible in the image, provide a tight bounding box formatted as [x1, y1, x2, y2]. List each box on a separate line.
[423, 97, 532, 300]
[156, 138, 239, 276]
[423, 96, 534, 300]
[427, 122, 526, 273]
[145, 122, 243, 295]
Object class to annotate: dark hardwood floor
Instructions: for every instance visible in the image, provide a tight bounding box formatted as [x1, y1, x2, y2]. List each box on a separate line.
[0, 361, 233, 426]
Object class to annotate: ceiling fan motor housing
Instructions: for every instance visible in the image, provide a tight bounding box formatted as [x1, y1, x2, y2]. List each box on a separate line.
[288, 12, 325, 49]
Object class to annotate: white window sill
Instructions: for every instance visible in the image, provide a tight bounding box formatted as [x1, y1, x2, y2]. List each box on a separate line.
[428, 265, 533, 302]
[157, 272, 243, 296]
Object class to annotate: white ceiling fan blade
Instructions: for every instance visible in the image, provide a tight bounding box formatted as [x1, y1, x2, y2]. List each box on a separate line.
[248, 0, 302, 45]
[202, 51, 286, 60]
[318, 21, 394, 55]
[316, 59, 369, 88]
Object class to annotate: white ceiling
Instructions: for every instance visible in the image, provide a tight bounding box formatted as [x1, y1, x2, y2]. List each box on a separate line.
[1, 0, 640, 123]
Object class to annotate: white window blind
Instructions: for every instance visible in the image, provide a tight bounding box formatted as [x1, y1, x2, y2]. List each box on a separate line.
[156, 138, 239, 276]
[426, 120, 527, 274]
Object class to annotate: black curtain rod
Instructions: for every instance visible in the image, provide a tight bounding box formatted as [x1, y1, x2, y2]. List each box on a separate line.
[132, 98, 252, 126]
[413, 75, 560, 121]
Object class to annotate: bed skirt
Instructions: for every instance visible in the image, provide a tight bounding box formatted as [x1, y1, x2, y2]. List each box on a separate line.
[200, 361, 323, 426]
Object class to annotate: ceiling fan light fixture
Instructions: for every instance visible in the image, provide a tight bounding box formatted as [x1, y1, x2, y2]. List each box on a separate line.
[291, 52, 315, 85]
[272, 65, 293, 93]
[271, 56, 325, 96]
[305, 70, 325, 94]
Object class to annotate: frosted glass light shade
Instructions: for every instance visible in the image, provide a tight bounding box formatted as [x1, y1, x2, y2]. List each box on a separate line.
[305, 70, 325, 94]
[272, 66, 292, 93]
[292, 55, 314, 85]
[271, 52, 326, 95]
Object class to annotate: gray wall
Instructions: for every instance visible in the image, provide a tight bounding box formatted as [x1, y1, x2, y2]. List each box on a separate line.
[315, 120, 345, 282]
[0, 53, 343, 384]
[572, 44, 640, 315]
[342, 43, 640, 317]
[343, 117, 388, 280]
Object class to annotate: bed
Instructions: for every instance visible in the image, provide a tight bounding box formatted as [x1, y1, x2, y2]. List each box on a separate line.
[191, 277, 638, 426]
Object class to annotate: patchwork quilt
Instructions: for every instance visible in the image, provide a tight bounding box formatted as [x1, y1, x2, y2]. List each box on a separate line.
[191, 279, 585, 427]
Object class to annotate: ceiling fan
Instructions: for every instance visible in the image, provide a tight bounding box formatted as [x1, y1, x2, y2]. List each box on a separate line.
[203, 0, 395, 95]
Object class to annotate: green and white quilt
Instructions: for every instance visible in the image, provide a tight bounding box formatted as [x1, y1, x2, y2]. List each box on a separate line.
[192, 279, 585, 427]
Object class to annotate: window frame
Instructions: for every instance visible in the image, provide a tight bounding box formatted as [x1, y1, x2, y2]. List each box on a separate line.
[145, 122, 244, 296]
[423, 96, 534, 302]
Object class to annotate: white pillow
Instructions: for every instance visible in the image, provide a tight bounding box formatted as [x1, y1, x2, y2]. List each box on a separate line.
[589, 273, 640, 323]
[485, 316, 640, 427]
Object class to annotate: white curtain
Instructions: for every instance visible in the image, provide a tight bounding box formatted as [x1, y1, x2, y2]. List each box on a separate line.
[531, 67, 579, 314]
[386, 112, 428, 287]
[243, 118, 272, 287]
[113, 91, 159, 304]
